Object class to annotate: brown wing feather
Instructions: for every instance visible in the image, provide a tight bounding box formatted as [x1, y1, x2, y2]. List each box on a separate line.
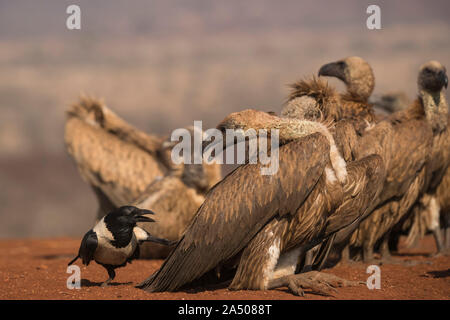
[325, 154, 385, 236]
[355, 119, 432, 203]
[230, 154, 385, 289]
[138, 133, 330, 292]
[347, 118, 433, 250]
[402, 118, 450, 247]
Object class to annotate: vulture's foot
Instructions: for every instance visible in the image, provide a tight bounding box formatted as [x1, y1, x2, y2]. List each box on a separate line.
[268, 271, 364, 297]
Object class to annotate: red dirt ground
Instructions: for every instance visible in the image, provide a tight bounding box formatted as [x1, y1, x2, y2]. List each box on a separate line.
[0, 236, 448, 300]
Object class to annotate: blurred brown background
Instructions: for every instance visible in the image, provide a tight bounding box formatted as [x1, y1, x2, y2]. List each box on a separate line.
[0, 0, 449, 237]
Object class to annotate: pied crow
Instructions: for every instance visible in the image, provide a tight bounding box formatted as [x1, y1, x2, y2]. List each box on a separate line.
[68, 205, 172, 287]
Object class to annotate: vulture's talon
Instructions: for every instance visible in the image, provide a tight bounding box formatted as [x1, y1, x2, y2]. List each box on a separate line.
[273, 271, 361, 297]
[287, 279, 305, 297]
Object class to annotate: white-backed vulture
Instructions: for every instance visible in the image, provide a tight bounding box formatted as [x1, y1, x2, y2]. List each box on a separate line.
[401, 119, 450, 254]
[378, 95, 450, 255]
[282, 56, 376, 134]
[305, 61, 448, 257]
[280, 59, 448, 265]
[345, 61, 449, 262]
[65, 98, 222, 258]
[65, 97, 169, 219]
[137, 110, 385, 296]
[280, 56, 378, 267]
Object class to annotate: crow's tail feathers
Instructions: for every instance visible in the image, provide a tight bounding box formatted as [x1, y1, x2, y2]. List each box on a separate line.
[144, 235, 176, 246]
[68, 255, 80, 266]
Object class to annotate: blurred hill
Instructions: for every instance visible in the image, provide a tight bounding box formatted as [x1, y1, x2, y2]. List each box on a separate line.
[0, 0, 449, 237]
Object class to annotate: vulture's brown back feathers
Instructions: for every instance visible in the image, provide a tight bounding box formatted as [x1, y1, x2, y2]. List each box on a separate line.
[286, 77, 341, 122]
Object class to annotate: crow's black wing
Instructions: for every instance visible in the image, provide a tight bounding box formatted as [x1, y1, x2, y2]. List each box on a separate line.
[79, 230, 98, 266]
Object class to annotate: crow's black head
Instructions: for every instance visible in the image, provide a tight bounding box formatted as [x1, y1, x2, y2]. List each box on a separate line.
[103, 206, 156, 247]
[108, 206, 155, 225]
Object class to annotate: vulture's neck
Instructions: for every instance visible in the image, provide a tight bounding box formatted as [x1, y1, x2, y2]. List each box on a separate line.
[345, 76, 374, 103]
[420, 89, 448, 134]
[339, 80, 376, 126]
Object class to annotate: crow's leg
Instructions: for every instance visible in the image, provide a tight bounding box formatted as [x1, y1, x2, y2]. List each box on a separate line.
[101, 267, 116, 287]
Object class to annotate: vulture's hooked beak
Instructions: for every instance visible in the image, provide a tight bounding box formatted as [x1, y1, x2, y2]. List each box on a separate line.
[318, 61, 346, 82]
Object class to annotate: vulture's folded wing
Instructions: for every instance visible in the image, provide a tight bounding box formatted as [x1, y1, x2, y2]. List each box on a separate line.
[324, 154, 385, 236]
[138, 133, 330, 292]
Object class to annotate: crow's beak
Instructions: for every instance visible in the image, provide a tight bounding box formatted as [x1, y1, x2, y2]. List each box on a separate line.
[134, 209, 156, 223]
[135, 215, 155, 223]
[318, 61, 346, 82]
